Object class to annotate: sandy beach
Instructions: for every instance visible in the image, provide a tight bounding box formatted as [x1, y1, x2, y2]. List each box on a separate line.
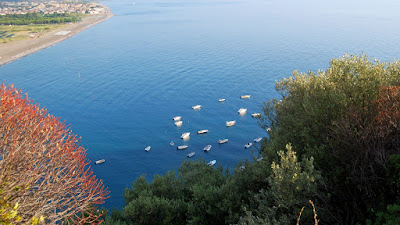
[0, 7, 113, 67]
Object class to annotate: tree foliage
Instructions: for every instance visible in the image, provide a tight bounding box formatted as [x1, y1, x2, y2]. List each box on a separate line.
[108, 160, 247, 225]
[0, 83, 109, 224]
[260, 54, 400, 224]
[240, 144, 321, 225]
[0, 12, 81, 25]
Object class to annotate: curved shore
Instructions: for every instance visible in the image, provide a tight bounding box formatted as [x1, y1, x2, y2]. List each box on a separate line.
[0, 6, 113, 67]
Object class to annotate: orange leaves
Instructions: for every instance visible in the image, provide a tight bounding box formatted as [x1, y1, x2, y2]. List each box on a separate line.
[0, 83, 109, 224]
[372, 85, 400, 135]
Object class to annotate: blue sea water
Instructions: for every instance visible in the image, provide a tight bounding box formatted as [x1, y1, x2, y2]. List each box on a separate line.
[1, 0, 400, 208]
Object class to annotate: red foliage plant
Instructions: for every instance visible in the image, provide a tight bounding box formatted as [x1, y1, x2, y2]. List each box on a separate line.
[0, 83, 109, 224]
[374, 85, 400, 134]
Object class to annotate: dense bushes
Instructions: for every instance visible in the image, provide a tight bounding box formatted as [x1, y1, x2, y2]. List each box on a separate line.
[260, 54, 400, 224]
[107, 55, 400, 225]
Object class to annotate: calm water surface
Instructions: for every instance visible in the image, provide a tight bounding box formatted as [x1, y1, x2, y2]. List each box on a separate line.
[1, 0, 400, 208]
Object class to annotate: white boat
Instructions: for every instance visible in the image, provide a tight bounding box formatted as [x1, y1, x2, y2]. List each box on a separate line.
[218, 98, 225, 102]
[266, 127, 272, 132]
[207, 160, 216, 166]
[181, 132, 190, 139]
[145, 146, 151, 151]
[203, 145, 212, 152]
[257, 157, 264, 162]
[173, 116, 181, 121]
[252, 113, 261, 118]
[177, 145, 188, 150]
[187, 152, 196, 157]
[192, 105, 202, 110]
[240, 95, 251, 99]
[174, 121, 183, 127]
[238, 108, 247, 114]
[226, 120, 236, 127]
[254, 137, 262, 143]
[218, 139, 229, 144]
[95, 159, 105, 164]
[197, 129, 209, 134]
[244, 143, 252, 148]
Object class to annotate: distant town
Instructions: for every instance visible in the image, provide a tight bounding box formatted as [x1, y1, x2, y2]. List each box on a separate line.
[0, 1, 107, 15]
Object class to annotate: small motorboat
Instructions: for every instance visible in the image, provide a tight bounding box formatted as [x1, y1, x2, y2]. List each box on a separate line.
[203, 145, 212, 152]
[226, 120, 236, 127]
[187, 152, 196, 158]
[177, 145, 188, 150]
[192, 105, 202, 110]
[197, 129, 209, 134]
[170, 141, 175, 146]
[244, 143, 252, 148]
[175, 121, 183, 127]
[218, 139, 229, 144]
[207, 160, 216, 166]
[252, 113, 262, 118]
[218, 98, 225, 102]
[254, 137, 262, 143]
[240, 95, 251, 99]
[238, 108, 247, 114]
[181, 132, 190, 139]
[173, 116, 181, 121]
[257, 157, 264, 162]
[145, 146, 151, 151]
[95, 159, 105, 164]
[266, 127, 272, 132]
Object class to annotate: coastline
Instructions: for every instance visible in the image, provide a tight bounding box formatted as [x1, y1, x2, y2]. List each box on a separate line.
[0, 5, 113, 67]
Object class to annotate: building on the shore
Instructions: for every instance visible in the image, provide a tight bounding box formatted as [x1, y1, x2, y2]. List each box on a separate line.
[0, 1, 107, 15]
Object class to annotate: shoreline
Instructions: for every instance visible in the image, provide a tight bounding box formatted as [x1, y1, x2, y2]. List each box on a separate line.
[0, 5, 114, 67]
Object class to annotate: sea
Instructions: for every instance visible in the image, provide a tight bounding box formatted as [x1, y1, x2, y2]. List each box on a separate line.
[1, 0, 400, 209]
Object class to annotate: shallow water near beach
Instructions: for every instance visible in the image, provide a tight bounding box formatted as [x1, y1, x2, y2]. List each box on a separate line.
[1, 0, 400, 208]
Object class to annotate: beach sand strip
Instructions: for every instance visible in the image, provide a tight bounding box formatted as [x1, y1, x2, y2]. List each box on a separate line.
[0, 6, 113, 67]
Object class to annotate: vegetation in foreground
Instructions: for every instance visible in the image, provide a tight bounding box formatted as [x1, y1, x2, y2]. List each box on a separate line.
[0, 83, 109, 224]
[105, 54, 400, 225]
[1, 54, 400, 224]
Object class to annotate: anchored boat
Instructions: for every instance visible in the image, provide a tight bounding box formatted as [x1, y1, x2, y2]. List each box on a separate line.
[177, 145, 188, 150]
[244, 143, 252, 148]
[208, 160, 216, 166]
[197, 129, 209, 134]
[173, 116, 181, 121]
[95, 159, 105, 164]
[203, 145, 212, 152]
[192, 105, 202, 110]
[181, 132, 190, 139]
[238, 108, 247, 114]
[218, 139, 229, 144]
[254, 137, 262, 143]
[187, 152, 196, 158]
[226, 120, 236, 127]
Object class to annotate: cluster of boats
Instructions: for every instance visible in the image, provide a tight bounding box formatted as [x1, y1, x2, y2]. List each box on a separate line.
[95, 95, 263, 166]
